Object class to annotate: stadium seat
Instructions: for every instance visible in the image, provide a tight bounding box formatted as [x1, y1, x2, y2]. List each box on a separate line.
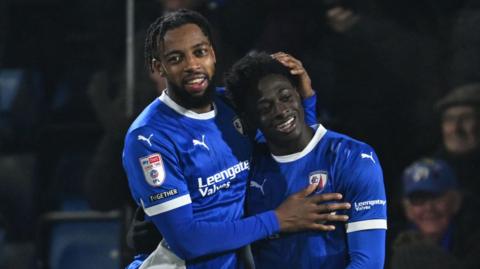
[38, 210, 123, 269]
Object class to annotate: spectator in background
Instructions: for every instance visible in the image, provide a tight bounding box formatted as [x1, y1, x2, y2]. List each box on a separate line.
[435, 83, 480, 201]
[391, 158, 480, 269]
[318, 0, 480, 243]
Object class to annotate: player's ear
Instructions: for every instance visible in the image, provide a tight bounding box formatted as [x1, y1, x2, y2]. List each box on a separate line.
[152, 58, 166, 77]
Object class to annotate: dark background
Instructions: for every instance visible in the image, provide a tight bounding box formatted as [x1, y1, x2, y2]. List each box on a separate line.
[0, 0, 479, 268]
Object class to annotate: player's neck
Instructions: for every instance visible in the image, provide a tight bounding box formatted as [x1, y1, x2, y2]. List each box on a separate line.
[268, 125, 314, 156]
[188, 103, 214, 114]
[166, 88, 214, 114]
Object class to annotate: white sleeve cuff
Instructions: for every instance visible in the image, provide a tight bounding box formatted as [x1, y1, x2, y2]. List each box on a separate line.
[142, 194, 192, 216]
[346, 219, 387, 233]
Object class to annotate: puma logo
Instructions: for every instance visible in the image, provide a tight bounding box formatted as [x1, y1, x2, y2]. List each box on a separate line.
[250, 178, 267, 196]
[193, 135, 209, 150]
[138, 134, 154, 147]
[361, 152, 375, 164]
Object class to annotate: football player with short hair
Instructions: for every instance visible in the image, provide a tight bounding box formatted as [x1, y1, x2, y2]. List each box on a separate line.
[225, 51, 388, 269]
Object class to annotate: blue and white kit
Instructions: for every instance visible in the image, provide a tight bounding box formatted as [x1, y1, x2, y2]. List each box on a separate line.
[247, 124, 388, 269]
[123, 89, 316, 269]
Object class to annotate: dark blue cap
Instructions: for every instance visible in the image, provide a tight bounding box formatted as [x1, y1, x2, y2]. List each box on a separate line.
[402, 158, 458, 196]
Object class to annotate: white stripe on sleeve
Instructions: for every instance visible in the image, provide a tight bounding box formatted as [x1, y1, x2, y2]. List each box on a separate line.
[346, 219, 387, 233]
[143, 194, 192, 216]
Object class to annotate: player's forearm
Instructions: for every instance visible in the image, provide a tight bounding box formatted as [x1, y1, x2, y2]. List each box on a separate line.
[302, 92, 317, 126]
[151, 206, 279, 260]
[346, 229, 386, 269]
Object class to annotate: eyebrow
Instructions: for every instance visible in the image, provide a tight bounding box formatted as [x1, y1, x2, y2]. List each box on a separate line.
[163, 41, 211, 58]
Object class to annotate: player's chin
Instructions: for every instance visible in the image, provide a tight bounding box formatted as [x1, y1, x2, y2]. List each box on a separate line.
[185, 80, 212, 96]
[184, 84, 215, 108]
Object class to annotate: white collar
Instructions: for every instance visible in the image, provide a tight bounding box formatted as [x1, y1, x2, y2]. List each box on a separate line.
[159, 90, 216, 120]
[271, 124, 327, 163]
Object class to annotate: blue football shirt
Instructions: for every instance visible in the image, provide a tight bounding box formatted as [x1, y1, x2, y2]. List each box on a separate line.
[247, 124, 388, 269]
[123, 90, 280, 269]
[123, 90, 318, 269]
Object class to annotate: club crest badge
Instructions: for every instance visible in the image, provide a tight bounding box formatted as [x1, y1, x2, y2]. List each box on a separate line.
[309, 171, 328, 192]
[139, 153, 165, 187]
[233, 117, 246, 136]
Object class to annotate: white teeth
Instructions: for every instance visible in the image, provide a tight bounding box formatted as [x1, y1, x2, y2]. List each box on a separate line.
[187, 78, 204, 84]
[276, 117, 295, 131]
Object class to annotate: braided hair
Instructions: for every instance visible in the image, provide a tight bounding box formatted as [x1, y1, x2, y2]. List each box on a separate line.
[144, 9, 214, 73]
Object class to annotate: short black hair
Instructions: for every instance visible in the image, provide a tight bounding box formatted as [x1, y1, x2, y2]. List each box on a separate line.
[225, 51, 299, 115]
[144, 9, 214, 73]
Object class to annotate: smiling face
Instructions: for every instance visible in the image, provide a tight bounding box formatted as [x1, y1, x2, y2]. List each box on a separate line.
[153, 23, 216, 111]
[404, 191, 461, 241]
[249, 74, 312, 155]
[441, 105, 480, 155]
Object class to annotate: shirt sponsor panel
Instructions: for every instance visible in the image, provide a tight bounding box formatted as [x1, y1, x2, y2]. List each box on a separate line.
[354, 199, 386, 211]
[197, 160, 249, 197]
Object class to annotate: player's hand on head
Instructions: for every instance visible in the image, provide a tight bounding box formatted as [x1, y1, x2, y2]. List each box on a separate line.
[274, 183, 350, 232]
[271, 52, 314, 99]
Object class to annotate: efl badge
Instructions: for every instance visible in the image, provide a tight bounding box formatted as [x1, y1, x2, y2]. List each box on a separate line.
[139, 153, 165, 187]
[233, 117, 246, 135]
[309, 171, 328, 192]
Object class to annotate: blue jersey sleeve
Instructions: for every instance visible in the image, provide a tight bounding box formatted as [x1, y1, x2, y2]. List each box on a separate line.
[123, 127, 280, 260]
[151, 204, 278, 260]
[123, 127, 190, 213]
[302, 93, 317, 126]
[336, 144, 388, 233]
[347, 229, 386, 269]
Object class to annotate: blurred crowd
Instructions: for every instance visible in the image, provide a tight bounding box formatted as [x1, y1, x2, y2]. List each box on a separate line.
[1, 0, 480, 268]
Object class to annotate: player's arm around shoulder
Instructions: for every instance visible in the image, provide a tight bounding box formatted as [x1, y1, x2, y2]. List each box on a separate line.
[123, 128, 280, 261]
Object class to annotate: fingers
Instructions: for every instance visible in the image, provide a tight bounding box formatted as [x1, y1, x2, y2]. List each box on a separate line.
[318, 211, 349, 222]
[271, 51, 314, 98]
[297, 183, 320, 197]
[133, 219, 153, 231]
[308, 192, 343, 203]
[312, 202, 350, 226]
[132, 207, 153, 231]
[316, 202, 351, 214]
[307, 212, 350, 231]
[309, 223, 337, 231]
[134, 206, 146, 220]
[296, 188, 352, 210]
[309, 194, 351, 216]
[271, 52, 304, 75]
